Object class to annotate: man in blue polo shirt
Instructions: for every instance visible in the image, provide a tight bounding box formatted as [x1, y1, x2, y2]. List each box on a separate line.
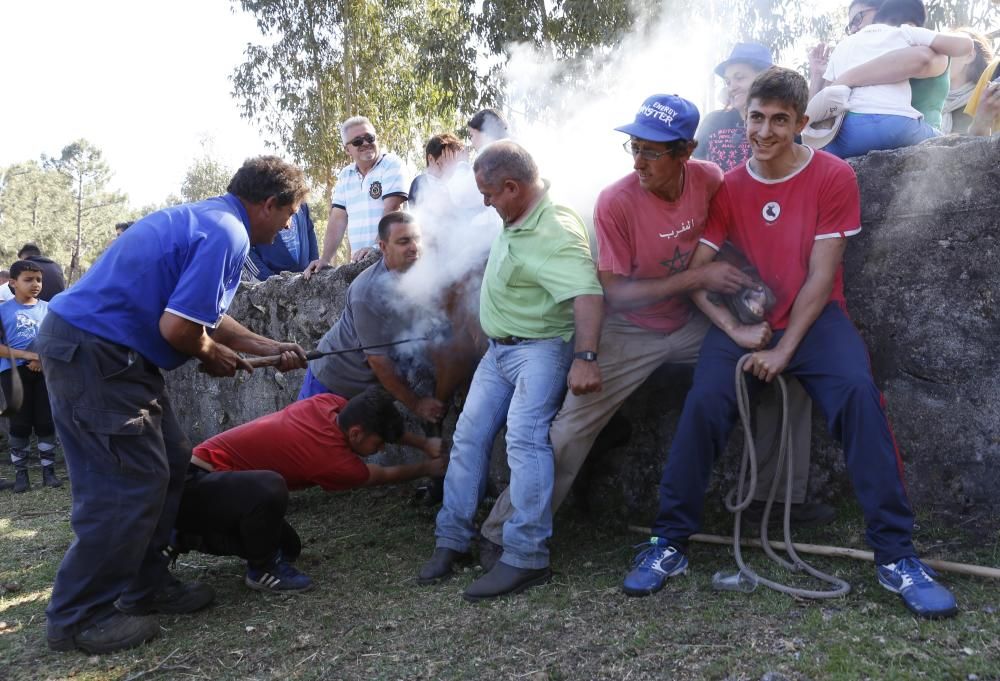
[37, 156, 310, 655]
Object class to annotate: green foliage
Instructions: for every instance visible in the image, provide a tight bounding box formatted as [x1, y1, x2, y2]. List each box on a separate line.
[181, 155, 233, 203]
[231, 0, 479, 202]
[41, 140, 127, 282]
[0, 142, 131, 278]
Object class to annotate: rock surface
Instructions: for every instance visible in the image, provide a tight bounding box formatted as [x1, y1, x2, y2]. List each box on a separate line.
[166, 135, 1000, 526]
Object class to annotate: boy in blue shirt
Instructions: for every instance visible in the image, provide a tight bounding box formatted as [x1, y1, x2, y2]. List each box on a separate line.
[0, 260, 61, 492]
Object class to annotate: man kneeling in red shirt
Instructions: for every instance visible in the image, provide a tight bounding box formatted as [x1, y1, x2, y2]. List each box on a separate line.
[167, 386, 445, 593]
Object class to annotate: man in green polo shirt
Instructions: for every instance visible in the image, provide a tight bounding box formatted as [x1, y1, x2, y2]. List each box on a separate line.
[417, 141, 605, 601]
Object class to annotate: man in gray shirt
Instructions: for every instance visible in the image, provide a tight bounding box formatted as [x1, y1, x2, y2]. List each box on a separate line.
[297, 211, 447, 424]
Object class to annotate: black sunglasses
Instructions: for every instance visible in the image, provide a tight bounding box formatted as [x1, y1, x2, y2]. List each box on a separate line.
[348, 133, 376, 147]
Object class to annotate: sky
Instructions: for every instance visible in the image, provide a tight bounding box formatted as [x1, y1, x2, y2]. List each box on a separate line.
[0, 0, 272, 207]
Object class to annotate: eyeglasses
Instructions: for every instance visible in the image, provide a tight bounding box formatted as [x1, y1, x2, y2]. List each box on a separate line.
[623, 139, 673, 161]
[347, 133, 376, 147]
[845, 8, 874, 34]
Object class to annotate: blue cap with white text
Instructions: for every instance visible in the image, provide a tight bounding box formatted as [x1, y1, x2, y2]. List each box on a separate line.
[614, 94, 700, 143]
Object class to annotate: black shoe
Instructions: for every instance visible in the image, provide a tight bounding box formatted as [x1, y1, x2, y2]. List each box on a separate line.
[478, 536, 503, 572]
[463, 562, 552, 602]
[42, 465, 62, 488]
[742, 500, 837, 528]
[116, 578, 215, 615]
[417, 548, 469, 585]
[13, 469, 28, 494]
[48, 611, 159, 654]
[0, 478, 12, 491]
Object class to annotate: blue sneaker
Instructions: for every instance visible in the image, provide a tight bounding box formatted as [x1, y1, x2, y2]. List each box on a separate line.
[877, 556, 957, 619]
[622, 537, 688, 597]
[245, 553, 314, 593]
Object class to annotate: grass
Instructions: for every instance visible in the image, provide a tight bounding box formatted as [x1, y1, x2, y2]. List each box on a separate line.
[2, 462, 1000, 681]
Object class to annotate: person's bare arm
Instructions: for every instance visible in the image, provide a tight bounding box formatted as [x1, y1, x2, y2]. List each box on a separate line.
[367, 354, 444, 422]
[744, 238, 845, 383]
[0, 343, 38, 362]
[211, 315, 307, 370]
[566, 294, 603, 396]
[158, 312, 253, 377]
[835, 34, 972, 86]
[809, 43, 832, 98]
[383, 195, 406, 214]
[834, 46, 945, 85]
[688, 243, 772, 350]
[969, 81, 1000, 136]
[304, 206, 348, 278]
[400, 432, 442, 458]
[599, 261, 753, 313]
[364, 457, 446, 486]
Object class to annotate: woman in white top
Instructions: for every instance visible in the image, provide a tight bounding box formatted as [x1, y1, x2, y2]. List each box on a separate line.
[812, 0, 972, 158]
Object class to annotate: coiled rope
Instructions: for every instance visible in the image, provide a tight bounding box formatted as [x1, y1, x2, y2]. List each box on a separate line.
[724, 354, 851, 599]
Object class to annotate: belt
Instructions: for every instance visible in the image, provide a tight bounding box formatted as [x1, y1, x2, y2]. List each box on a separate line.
[491, 336, 526, 345]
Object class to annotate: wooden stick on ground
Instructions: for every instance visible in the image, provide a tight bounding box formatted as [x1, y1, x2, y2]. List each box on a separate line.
[627, 525, 1000, 580]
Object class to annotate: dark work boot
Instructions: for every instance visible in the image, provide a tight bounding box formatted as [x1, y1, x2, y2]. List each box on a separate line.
[48, 611, 160, 654]
[42, 465, 63, 488]
[13, 468, 29, 494]
[417, 548, 470, 585]
[0, 478, 13, 491]
[463, 562, 552, 602]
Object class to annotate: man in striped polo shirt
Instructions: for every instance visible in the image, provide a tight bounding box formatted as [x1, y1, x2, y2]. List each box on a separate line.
[304, 116, 410, 274]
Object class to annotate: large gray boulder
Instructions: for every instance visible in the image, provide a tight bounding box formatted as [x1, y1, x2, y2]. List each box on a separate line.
[166, 135, 1000, 525]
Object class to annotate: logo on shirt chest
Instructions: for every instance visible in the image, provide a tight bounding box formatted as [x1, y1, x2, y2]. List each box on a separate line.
[369, 181, 383, 199]
[762, 201, 781, 223]
[660, 246, 690, 275]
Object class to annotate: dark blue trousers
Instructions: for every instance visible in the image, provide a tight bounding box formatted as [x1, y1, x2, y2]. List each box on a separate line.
[651, 304, 915, 565]
[37, 313, 191, 640]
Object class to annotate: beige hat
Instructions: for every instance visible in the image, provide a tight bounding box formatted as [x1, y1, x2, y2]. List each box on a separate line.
[802, 85, 851, 150]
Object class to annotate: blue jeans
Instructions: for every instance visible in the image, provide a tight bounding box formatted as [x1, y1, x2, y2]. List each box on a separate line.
[651, 304, 915, 565]
[824, 112, 937, 159]
[434, 337, 572, 569]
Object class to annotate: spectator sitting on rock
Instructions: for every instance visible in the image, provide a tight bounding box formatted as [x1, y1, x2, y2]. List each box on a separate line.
[965, 56, 1000, 136]
[693, 42, 774, 171]
[809, 0, 972, 158]
[941, 28, 994, 134]
[17, 243, 65, 302]
[167, 386, 445, 593]
[245, 202, 319, 281]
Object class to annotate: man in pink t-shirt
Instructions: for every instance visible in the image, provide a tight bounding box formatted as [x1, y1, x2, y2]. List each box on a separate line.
[479, 94, 825, 565]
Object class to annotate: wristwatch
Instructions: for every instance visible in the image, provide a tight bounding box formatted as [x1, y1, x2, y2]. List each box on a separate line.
[573, 351, 598, 362]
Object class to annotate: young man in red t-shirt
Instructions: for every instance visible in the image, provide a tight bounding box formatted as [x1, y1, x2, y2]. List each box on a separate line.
[622, 67, 956, 619]
[167, 387, 445, 593]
